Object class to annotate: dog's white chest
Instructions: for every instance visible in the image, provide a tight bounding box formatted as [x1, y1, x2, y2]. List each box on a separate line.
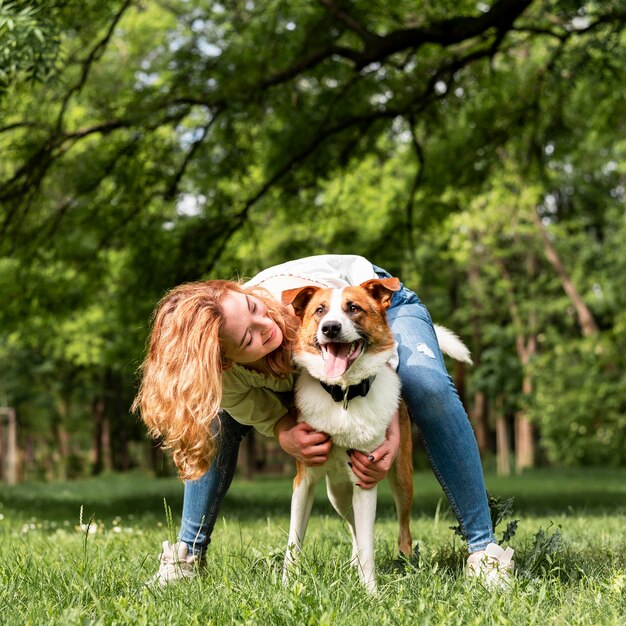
[295, 366, 401, 452]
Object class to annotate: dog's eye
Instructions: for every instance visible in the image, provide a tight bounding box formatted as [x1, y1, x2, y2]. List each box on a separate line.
[314, 306, 325, 315]
[348, 304, 361, 313]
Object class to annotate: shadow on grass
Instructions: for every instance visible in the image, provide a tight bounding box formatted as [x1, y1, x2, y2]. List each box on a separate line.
[0, 468, 624, 524]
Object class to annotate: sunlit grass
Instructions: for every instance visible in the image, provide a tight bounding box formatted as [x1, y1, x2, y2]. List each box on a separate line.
[1, 469, 625, 625]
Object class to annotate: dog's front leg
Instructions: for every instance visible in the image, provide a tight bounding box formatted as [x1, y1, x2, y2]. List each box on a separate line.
[283, 463, 316, 586]
[352, 485, 378, 593]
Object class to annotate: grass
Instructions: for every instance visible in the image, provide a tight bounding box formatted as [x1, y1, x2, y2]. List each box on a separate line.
[0, 468, 625, 625]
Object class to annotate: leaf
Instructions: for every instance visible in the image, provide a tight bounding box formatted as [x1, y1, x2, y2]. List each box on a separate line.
[501, 519, 519, 543]
[518, 524, 565, 579]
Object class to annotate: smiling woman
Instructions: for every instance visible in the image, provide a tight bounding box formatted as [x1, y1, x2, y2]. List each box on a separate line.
[220, 291, 284, 366]
[131, 279, 298, 479]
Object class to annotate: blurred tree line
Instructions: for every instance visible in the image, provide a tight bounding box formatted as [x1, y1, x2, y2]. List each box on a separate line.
[0, 0, 624, 481]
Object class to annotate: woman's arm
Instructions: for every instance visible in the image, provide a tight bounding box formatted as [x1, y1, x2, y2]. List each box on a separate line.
[274, 412, 333, 467]
[348, 407, 400, 489]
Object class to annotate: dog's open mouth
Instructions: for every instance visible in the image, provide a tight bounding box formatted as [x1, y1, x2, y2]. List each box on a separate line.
[320, 339, 364, 378]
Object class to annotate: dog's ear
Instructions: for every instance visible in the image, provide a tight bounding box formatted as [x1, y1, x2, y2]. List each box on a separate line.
[360, 278, 401, 310]
[281, 285, 321, 319]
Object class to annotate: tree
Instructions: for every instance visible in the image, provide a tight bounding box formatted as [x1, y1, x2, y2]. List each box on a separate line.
[0, 0, 624, 476]
[3, 1, 624, 268]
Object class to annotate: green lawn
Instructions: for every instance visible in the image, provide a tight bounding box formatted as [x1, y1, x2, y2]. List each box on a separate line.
[1, 468, 625, 625]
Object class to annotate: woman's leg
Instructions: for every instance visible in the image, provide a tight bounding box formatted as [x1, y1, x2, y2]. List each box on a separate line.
[386, 296, 495, 553]
[178, 411, 251, 555]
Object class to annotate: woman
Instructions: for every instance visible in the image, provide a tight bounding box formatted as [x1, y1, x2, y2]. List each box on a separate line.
[133, 255, 514, 588]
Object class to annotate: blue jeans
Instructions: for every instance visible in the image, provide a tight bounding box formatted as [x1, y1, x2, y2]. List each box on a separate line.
[178, 271, 495, 554]
[178, 411, 251, 556]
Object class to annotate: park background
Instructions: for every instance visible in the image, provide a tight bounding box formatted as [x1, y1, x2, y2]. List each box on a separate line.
[0, 1, 625, 624]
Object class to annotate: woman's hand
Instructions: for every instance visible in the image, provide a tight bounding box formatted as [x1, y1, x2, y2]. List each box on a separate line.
[274, 414, 332, 466]
[348, 408, 401, 489]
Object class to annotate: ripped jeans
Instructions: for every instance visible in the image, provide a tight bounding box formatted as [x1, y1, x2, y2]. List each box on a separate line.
[178, 269, 495, 554]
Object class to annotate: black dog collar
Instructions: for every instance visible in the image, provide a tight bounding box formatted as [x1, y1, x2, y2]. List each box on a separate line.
[320, 376, 376, 409]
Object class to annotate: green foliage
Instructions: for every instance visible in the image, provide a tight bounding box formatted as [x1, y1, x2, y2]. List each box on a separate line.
[488, 494, 520, 544]
[529, 336, 626, 466]
[451, 493, 520, 544]
[518, 523, 567, 580]
[0, 0, 624, 471]
[0, 1, 59, 92]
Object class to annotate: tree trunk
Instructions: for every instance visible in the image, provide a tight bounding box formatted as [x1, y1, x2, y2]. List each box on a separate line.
[515, 413, 534, 473]
[92, 395, 106, 475]
[52, 397, 70, 480]
[1, 408, 18, 485]
[110, 371, 130, 471]
[515, 370, 534, 473]
[467, 260, 490, 454]
[102, 415, 113, 472]
[470, 391, 489, 454]
[532, 207, 599, 336]
[24, 436, 35, 479]
[54, 425, 69, 481]
[497, 257, 538, 472]
[494, 400, 511, 476]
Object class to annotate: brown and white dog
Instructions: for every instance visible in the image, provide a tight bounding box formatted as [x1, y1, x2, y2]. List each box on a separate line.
[281, 278, 471, 593]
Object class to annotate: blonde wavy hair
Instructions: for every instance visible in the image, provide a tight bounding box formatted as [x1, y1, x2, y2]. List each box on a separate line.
[132, 279, 299, 480]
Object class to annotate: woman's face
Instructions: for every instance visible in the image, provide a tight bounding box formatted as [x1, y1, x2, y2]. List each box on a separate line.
[220, 290, 283, 365]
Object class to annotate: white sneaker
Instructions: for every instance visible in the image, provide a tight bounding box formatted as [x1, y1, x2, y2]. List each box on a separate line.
[466, 543, 514, 589]
[149, 540, 204, 587]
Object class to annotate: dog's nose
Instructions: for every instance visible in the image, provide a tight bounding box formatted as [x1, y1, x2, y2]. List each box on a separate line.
[321, 321, 341, 338]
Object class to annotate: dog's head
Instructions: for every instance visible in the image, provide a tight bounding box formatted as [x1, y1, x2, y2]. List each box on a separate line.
[282, 278, 401, 384]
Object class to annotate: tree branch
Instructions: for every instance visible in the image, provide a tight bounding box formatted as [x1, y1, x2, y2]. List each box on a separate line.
[263, 0, 534, 82]
[163, 109, 223, 201]
[317, 0, 378, 44]
[0, 121, 50, 135]
[55, 0, 135, 131]
[0, 109, 188, 247]
[405, 114, 425, 270]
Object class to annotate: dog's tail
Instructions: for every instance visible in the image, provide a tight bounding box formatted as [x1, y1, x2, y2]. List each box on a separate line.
[434, 325, 473, 365]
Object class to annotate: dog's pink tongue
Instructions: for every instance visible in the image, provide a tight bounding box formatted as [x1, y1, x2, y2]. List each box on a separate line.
[323, 343, 351, 378]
